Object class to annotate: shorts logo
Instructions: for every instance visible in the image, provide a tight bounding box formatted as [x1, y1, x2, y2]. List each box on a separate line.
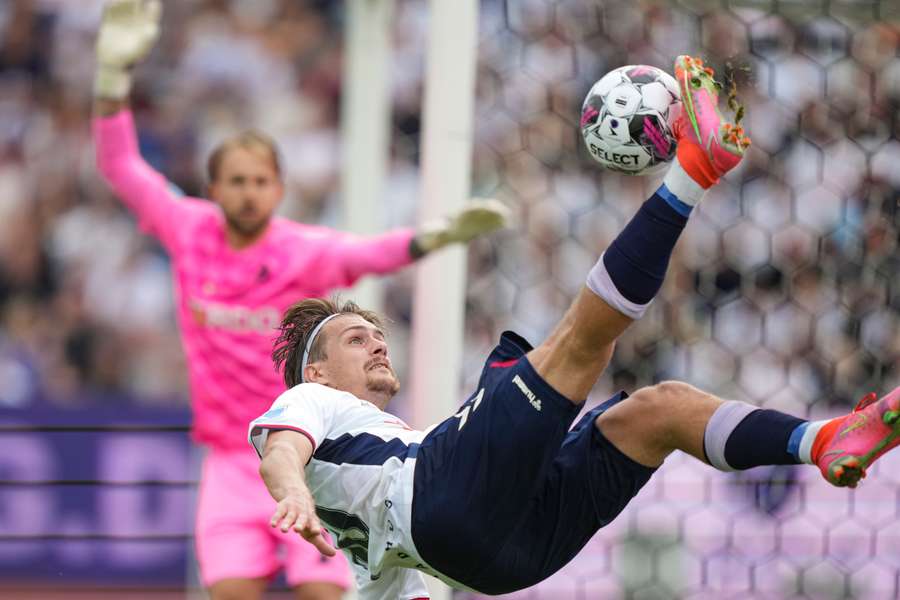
[512, 375, 542, 411]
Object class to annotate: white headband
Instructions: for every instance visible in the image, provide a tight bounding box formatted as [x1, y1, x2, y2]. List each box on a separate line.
[298, 313, 342, 383]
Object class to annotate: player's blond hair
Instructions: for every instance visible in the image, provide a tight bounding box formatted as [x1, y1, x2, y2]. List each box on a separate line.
[273, 297, 385, 388]
[206, 131, 282, 181]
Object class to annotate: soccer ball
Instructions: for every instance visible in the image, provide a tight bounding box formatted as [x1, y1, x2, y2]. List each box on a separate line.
[580, 65, 681, 176]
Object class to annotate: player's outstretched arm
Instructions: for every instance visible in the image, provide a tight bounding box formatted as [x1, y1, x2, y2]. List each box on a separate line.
[410, 197, 511, 258]
[316, 198, 510, 289]
[93, 0, 161, 116]
[259, 430, 336, 558]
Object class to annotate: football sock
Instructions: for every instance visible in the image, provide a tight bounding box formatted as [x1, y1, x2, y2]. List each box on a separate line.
[704, 401, 807, 470]
[586, 186, 688, 319]
[791, 419, 833, 465]
[665, 142, 720, 192]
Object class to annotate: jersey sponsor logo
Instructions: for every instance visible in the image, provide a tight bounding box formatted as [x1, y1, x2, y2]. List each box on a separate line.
[512, 374, 542, 411]
[188, 298, 280, 333]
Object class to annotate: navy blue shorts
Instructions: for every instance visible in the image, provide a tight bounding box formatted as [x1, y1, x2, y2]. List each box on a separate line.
[411, 331, 656, 595]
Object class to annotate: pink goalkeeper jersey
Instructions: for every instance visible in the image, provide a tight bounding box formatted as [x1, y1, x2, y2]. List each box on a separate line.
[94, 111, 416, 450]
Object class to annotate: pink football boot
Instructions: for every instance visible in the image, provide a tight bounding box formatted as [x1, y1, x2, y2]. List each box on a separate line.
[811, 386, 900, 487]
[671, 55, 750, 187]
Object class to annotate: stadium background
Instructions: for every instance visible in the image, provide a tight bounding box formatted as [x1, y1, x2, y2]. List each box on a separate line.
[0, 0, 898, 598]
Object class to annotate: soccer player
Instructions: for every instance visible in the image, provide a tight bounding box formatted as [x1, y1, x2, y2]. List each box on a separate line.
[91, 2, 507, 599]
[249, 54, 900, 599]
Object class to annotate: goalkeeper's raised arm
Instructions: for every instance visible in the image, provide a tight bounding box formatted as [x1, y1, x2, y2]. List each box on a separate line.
[92, 0, 190, 250]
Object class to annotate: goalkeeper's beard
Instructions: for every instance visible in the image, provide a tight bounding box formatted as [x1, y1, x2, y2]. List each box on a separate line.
[224, 210, 271, 240]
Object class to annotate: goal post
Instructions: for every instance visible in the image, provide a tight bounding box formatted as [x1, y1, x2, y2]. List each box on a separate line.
[340, 0, 396, 312]
[409, 0, 480, 428]
[409, 0, 481, 599]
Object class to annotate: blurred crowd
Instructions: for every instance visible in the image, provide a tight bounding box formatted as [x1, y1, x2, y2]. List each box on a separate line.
[0, 0, 897, 418]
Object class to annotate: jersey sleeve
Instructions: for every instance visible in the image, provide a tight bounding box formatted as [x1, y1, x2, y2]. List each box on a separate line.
[93, 110, 196, 252]
[303, 227, 417, 290]
[248, 385, 335, 459]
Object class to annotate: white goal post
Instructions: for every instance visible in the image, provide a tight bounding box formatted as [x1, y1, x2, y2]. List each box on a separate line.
[340, 0, 396, 312]
[409, 0, 481, 599]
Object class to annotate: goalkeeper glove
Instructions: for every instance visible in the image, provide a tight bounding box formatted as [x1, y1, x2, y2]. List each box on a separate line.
[94, 0, 162, 100]
[411, 198, 510, 258]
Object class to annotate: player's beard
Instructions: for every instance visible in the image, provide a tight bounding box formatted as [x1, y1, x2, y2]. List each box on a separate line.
[366, 367, 400, 398]
[224, 205, 270, 239]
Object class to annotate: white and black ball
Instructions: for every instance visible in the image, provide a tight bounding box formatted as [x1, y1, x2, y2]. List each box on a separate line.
[580, 65, 681, 176]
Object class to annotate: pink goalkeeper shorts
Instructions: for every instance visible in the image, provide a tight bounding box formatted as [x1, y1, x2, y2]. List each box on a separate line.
[195, 447, 352, 588]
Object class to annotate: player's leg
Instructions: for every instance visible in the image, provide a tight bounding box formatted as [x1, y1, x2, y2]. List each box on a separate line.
[599, 381, 900, 487]
[528, 54, 749, 402]
[210, 577, 344, 600]
[208, 578, 268, 600]
[291, 582, 345, 600]
[411, 331, 587, 587]
[598, 381, 777, 469]
[458, 385, 721, 594]
[195, 449, 290, 599]
[283, 527, 351, 600]
[458, 382, 794, 593]
[455, 392, 657, 594]
[468, 382, 900, 594]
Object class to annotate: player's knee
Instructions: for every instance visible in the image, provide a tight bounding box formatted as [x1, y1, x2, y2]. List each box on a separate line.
[602, 381, 698, 434]
[209, 582, 265, 600]
[641, 380, 697, 405]
[627, 380, 691, 411]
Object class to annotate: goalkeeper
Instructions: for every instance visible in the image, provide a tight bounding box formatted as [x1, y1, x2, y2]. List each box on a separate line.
[250, 55, 900, 598]
[91, 2, 507, 599]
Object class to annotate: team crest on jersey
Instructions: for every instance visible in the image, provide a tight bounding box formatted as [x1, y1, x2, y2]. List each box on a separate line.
[260, 406, 286, 420]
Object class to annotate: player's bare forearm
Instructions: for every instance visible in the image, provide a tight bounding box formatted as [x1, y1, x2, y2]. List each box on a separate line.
[259, 433, 313, 503]
[259, 431, 336, 556]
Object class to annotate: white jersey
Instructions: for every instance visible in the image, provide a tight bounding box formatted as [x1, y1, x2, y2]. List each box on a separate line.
[248, 383, 432, 600]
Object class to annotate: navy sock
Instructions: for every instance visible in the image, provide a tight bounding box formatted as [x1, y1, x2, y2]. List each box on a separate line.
[602, 185, 690, 304]
[723, 409, 806, 469]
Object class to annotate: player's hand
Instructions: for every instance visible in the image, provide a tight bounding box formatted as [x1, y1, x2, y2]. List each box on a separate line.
[94, 0, 162, 99]
[270, 494, 336, 558]
[97, 0, 161, 68]
[413, 198, 511, 256]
